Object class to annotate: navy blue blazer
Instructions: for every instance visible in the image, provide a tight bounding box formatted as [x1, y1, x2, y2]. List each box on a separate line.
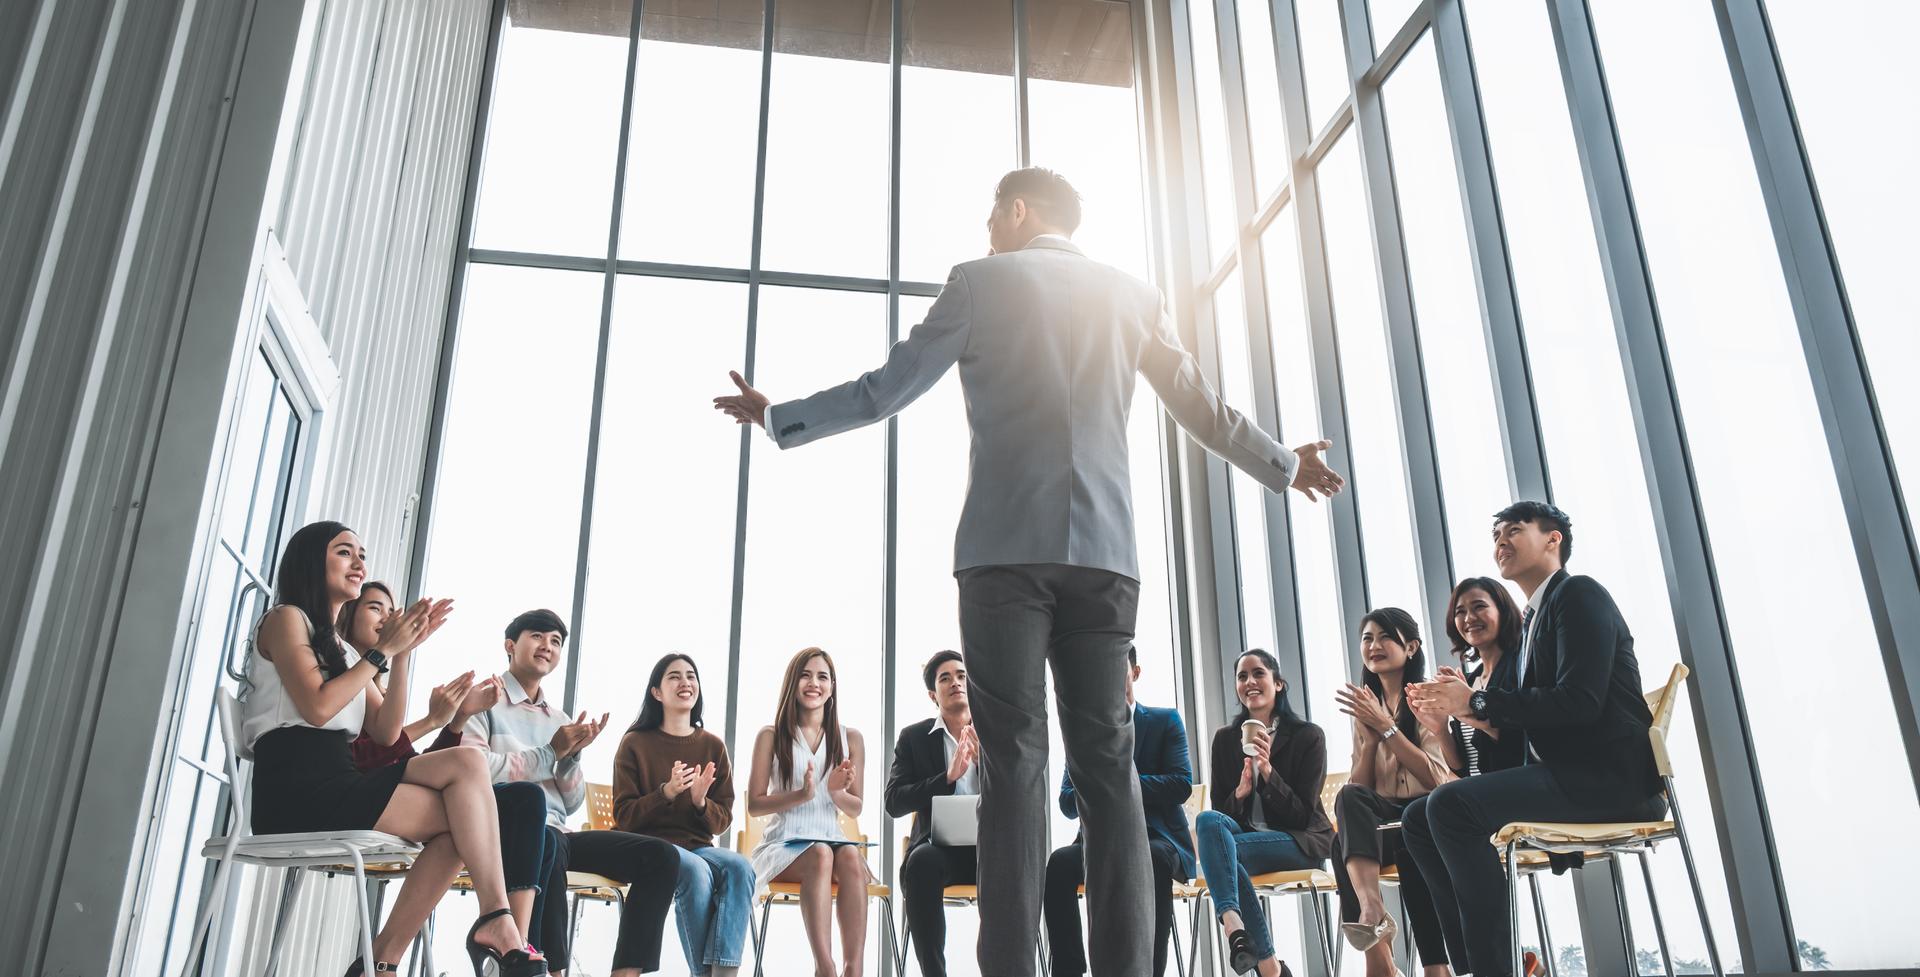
[1058, 703, 1197, 879]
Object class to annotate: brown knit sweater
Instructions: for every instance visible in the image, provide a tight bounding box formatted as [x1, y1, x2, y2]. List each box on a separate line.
[612, 726, 735, 850]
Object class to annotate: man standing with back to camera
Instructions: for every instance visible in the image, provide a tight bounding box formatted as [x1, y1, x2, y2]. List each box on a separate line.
[714, 167, 1345, 975]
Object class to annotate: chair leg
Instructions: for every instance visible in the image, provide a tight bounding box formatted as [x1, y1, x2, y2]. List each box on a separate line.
[1506, 842, 1522, 977]
[423, 910, 436, 977]
[263, 868, 304, 977]
[1636, 852, 1675, 977]
[1610, 856, 1640, 973]
[348, 850, 377, 977]
[567, 892, 584, 959]
[1187, 892, 1206, 977]
[1306, 889, 1336, 977]
[896, 908, 912, 977]
[1527, 872, 1554, 977]
[753, 899, 774, 977]
[1666, 783, 1725, 977]
[1171, 900, 1188, 977]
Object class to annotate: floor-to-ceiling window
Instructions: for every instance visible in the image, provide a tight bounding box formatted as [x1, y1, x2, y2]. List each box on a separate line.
[415, 2, 1165, 974]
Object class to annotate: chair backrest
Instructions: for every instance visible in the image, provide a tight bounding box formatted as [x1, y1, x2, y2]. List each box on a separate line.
[1320, 771, 1350, 832]
[213, 687, 248, 835]
[586, 782, 616, 832]
[1645, 663, 1690, 779]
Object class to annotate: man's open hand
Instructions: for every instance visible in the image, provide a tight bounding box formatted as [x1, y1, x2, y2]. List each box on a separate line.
[713, 370, 769, 428]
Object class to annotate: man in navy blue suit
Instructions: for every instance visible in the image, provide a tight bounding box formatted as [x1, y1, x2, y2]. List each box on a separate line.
[1043, 645, 1196, 977]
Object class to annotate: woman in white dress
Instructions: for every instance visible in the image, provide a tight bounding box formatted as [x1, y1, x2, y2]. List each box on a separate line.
[747, 647, 870, 977]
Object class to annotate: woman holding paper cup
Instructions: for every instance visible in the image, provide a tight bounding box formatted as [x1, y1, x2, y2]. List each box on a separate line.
[1196, 649, 1335, 977]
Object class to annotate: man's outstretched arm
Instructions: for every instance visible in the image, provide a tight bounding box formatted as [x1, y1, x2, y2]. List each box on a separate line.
[714, 267, 973, 447]
[1137, 298, 1345, 501]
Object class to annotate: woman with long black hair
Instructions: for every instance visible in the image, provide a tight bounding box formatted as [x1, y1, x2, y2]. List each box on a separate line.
[613, 653, 755, 977]
[241, 521, 545, 977]
[1331, 608, 1454, 977]
[1195, 649, 1334, 977]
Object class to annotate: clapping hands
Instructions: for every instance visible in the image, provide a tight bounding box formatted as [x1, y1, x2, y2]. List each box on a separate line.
[549, 710, 609, 759]
[945, 724, 980, 783]
[373, 598, 454, 656]
[425, 671, 476, 727]
[1407, 667, 1474, 722]
[1334, 683, 1396, 736]
[664, 760, 720, 808]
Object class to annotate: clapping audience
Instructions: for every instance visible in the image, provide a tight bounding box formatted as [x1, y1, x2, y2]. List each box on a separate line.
[240, 498, 1664, 977]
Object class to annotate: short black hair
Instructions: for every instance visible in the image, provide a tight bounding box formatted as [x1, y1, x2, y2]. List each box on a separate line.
[1126, 644, 1138, 667]
[922, 650, 963, 691]
[505, 608, 569, 643]
[1493, 500, 1573, 565]
[994, 167, 1082, 234]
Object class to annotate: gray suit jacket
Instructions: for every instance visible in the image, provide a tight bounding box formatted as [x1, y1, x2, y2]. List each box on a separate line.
[765, 235, 1297, 580]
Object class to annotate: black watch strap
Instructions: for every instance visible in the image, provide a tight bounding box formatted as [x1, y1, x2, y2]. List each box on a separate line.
[363, 649, 390, 674]
[1469, 689, 1488, 720]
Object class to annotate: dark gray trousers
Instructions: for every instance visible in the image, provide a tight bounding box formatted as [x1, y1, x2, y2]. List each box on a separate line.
[959, 563, 1152, 977]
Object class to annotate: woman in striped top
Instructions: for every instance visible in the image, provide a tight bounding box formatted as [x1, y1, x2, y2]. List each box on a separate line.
[746, 647, 870, 977]
[1425, 577, 1525, 779]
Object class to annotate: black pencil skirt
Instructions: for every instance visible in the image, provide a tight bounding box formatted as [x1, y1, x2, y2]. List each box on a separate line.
[251, 726, 410, 834]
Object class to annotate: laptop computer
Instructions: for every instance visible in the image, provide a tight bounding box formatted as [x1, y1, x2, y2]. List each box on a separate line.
[929, 793, 980, 847]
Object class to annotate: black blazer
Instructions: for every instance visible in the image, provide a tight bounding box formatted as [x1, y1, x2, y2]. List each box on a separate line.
[1481, 569, 1661, 802]
[1058, 703, 1197, 878]
[884, 717, 965, 852]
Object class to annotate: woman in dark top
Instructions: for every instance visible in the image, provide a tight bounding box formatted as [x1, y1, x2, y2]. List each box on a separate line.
[1196, 649, 1334, 977]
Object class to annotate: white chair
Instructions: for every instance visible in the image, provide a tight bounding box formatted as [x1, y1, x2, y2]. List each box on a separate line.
[178, 687, 421, 976]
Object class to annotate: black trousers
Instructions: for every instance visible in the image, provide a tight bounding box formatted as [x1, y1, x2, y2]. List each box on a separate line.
[1331, 784, 1448, 966]
[1042, 838, 1181, 977]
[536, 827, 679, 972]
[901, 842, 979, 977]
[1400, 765, 1665, 977]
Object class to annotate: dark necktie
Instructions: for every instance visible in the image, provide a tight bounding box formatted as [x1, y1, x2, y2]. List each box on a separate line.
[1518, 606, 1537, 763]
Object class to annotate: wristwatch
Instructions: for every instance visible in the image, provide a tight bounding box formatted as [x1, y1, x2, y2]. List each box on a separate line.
[363, 648, 391, 674]
[1379, 725, 1399, 741]
[1469, 690, 1489, 720]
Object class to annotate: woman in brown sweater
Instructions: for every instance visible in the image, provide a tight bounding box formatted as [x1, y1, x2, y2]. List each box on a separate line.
[1198, 649, 1335, 977]
[612, 654, 754, 977]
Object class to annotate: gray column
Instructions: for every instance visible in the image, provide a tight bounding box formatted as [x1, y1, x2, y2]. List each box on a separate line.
[1544, 0, 1794, 969]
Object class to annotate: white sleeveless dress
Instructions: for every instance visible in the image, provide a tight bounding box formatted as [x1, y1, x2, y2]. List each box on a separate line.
[750, 726, 860, 888]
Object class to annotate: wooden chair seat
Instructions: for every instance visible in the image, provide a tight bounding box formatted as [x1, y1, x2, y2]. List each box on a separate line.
[1493, 819, 1675, 848]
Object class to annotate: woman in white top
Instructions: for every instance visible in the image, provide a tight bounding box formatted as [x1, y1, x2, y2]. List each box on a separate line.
[243, 521, 545, 977]
[747, 647, 870, 977]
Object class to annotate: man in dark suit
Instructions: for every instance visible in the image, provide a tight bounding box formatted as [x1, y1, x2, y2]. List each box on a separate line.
[1043, 646, 1195, 977]
[1404, 501, 1667, 977]
[885, 651, 982, 977]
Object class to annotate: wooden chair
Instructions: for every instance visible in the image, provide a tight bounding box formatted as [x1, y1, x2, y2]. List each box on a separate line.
[893, 830, 1059, 977]
[737, 809, 897, 977]
[1492, 664, 1725, 977]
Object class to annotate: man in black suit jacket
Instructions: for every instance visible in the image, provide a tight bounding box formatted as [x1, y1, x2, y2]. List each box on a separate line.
[1404, 502, 1666, 977]
[885, 651, 983, 977]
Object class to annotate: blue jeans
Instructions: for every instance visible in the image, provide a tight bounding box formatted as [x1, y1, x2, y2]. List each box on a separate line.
[672, 844, 756, 974]
[1194, 810, 1322, 961]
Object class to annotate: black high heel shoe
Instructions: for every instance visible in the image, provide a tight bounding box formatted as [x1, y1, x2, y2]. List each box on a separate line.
[465, 907, 548, 977]
[1227, 929, 1258, 976]
[343, 961, 400, 976]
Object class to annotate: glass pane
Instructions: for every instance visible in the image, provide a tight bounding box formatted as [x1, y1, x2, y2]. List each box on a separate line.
[1295, 0, 1348, 139]
[1235, 0, 1286, 196]
[619, 4, 764, 268]
[1315, 135, 1423, 620]
[471, 9, 630, 256]
[1210, 271, 1279, 655]
[758, 1, 891, 279]
[901, 0, 1016, 284]
[239, 387, 299, 569]
[417, 265, 602, 707]
[573, 278, 746, 790]
[1260, 206, 1347, 724]
[1187, 0, 1240, 263]
[1028, 0, 1150, 281]
[894, 293, 967, 744]
[1380, 36, 1512, 584]
[737, 282, 887, 839]
[213, 352, 279, 550]
[1465, 0, 1739, 966]
[1766, 0, 1920, 538]
[1589, 1, 1920, 968]
[1367, 0, 1419, 51]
